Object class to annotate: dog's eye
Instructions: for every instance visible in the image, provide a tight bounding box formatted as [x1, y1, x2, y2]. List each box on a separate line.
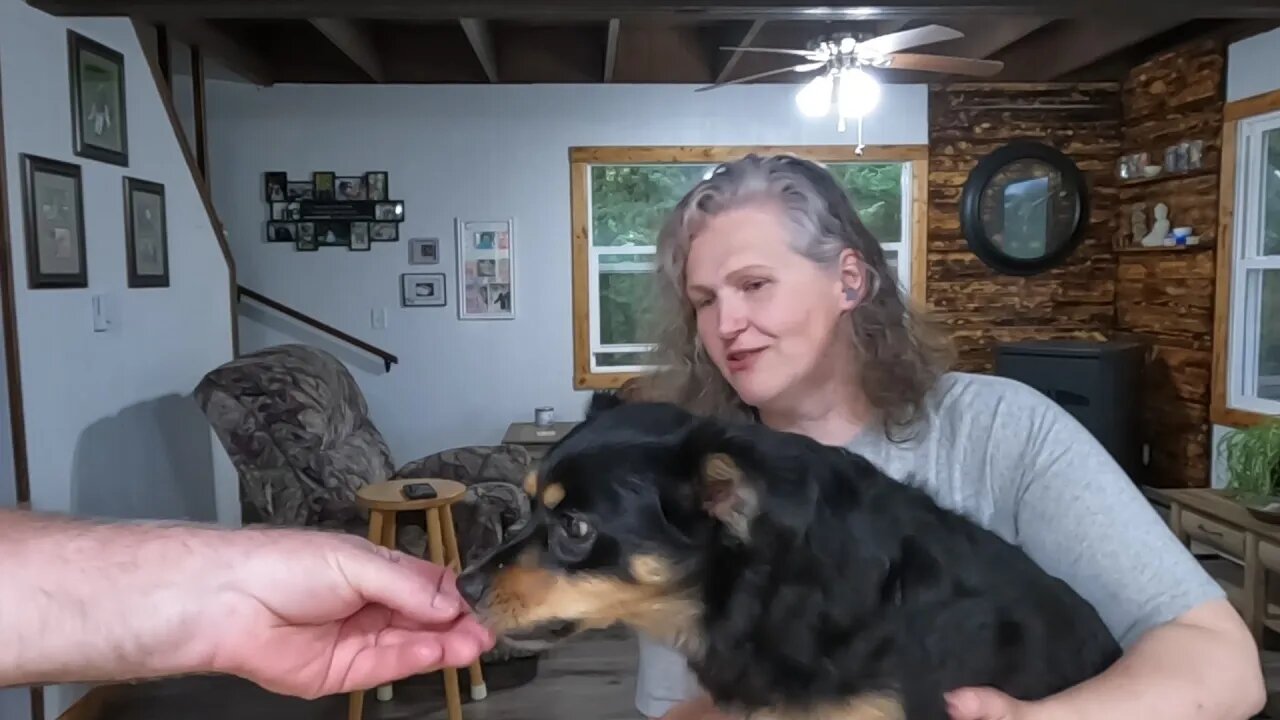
[564, 516, 591, 539]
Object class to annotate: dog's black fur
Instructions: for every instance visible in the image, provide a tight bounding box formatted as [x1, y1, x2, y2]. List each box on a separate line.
[459, 392, 1122, 718]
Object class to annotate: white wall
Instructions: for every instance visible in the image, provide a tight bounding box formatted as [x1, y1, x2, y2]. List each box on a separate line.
[1210, 26, 1280, 488]
[1, 1, 236, 714]
[205, 80, 928, 463]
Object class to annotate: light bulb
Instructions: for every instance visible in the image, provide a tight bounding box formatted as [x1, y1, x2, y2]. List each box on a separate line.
[795, 73, 833, 117]
[836, 67, 880, 119]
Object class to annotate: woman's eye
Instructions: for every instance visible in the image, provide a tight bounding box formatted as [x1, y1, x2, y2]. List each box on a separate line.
[743, 278, 768, 292]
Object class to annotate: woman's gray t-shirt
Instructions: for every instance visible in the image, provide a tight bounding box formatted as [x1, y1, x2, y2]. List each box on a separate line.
[634, 371, 1224, 718]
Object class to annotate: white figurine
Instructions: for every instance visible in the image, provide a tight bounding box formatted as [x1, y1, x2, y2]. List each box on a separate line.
[1140, 202, 1170, 247]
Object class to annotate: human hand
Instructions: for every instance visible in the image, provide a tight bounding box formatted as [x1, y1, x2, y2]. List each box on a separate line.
[660, 694, 739, 720]
[203, 528, 494, 699]
[945, 687, 1041, 720]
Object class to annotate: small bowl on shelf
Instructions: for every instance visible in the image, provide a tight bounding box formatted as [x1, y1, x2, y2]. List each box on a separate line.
[1142, 165, 1162, 178]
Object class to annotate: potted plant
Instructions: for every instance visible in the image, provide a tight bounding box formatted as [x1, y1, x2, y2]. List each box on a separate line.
[1219, 418, 1280, 521]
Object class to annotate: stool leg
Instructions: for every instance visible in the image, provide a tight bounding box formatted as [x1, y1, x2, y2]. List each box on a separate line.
[441, 504, 487, 701]
[375, 511, 398, 703]
[348, 510, 386, 720]
[428, 508, 464, 720]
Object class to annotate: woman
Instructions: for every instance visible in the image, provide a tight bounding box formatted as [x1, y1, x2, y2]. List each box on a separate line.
[632, 154, 1265, 720]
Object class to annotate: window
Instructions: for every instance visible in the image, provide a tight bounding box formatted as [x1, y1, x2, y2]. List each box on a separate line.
[570, 146, 928, 389]
[1215, 96, 1280, 425]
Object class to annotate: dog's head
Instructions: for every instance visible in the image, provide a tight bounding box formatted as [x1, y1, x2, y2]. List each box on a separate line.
[456, 396, 820, 652]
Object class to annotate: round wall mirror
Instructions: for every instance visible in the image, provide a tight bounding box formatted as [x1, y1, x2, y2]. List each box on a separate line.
[959, 140, 1089, 276]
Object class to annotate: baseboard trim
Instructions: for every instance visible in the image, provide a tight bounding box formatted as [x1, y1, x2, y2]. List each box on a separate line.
[55, 686, 122, 720]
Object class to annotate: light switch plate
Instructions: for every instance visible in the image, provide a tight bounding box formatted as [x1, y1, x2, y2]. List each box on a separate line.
[91, 294, 113, 332]
[371, 307, 388, 330]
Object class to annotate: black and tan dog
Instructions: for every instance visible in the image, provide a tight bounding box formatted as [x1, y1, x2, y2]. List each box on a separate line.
[457, 394, 1121, 719]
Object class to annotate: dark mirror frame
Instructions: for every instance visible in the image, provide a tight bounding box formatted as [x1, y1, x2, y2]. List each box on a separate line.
[959, 140, 1089, 276]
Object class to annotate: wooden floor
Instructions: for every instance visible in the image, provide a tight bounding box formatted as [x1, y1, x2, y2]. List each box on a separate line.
[101, 626, 642, 720]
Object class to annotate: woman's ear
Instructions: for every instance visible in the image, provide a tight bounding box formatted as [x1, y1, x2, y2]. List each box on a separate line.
[837, 248, 867, 311]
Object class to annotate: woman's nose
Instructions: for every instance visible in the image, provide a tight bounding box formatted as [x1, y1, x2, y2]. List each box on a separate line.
[716, 299, 749, 338]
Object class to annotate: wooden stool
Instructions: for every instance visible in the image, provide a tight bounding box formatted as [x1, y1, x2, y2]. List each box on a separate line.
[347, 478, 487, 720]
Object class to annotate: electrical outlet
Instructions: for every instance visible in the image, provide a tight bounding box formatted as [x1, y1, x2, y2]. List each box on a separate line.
[371, 308, 388, 330]
[91, 294, 114, 332]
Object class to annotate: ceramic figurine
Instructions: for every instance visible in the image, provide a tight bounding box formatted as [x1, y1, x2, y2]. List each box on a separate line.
[1140, 202, 1170, 247]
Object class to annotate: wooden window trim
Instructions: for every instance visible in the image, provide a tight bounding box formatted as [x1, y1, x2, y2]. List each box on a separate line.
[570, 144, 929, 390]
[1212, 88, 1280, 428]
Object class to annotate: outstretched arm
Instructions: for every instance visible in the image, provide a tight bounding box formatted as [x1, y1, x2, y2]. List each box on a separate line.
[948, 391, 1264, 720]
[0, 508, 493, 697]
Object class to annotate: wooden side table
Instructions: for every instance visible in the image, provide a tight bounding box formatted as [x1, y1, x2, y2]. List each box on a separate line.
[502, 421, 578, 460]
[347, 478, 486, 720]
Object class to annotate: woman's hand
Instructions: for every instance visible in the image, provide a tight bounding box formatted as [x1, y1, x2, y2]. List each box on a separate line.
[205, 528, 495, 698]
[659, 693, 738, 720]
[945, 687, 1041, 720]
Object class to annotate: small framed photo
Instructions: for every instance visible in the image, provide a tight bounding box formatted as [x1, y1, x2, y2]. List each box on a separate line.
[286, 201, 301, 220]
[297, 222, 315, 246]
[20, 154, 87, 289]
[401, 273, 447, 307]
[68, 30, 128, 166]
[374, 201, 403, 222]
[315, 221, 350, 247]
[123, 177, 168, 288]
[267, 221, 297, 243]
[371, 222, 398, 242]
[296, 234, 318, 251]
[336, 176, 366, 200]
[365, 171, 388, 201]
[409, 237, 439, 264]
[313, 171, 335, 201]
[270, 201, 288, 220]
[457, 217, 515, 320]
[265, 171, 287, 201]
[350, 222, 371, 251]
[286, 181, 313, 201]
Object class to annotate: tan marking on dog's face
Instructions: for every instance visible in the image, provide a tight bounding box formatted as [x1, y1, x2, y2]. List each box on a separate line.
[701, 453, 756, 540]
[522, 470, 538, 497]
[747, 693, 904, 720]
[629, 554, 674, 585]
[541, 483, 565, 509]
[476, 560, 704, 658]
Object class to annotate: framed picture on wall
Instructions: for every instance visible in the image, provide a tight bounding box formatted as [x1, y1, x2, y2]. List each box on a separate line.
[401, 273, 446, 307]
[68, 30, 128, 166]
[123, 177, 169, 288]
[20, 154, 87, 289]
[456, 217, 514, 320]
[409, 237, 439, 264]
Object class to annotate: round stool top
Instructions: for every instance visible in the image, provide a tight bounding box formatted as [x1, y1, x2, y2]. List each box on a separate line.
[356, 478, 467, 512]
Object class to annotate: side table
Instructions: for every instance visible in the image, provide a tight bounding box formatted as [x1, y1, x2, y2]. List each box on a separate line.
[502, 421, 578, 460]
[348, 478, 486, 720]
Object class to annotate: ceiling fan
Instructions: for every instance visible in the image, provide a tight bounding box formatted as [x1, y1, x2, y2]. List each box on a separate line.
[699, 24, 1004, 145]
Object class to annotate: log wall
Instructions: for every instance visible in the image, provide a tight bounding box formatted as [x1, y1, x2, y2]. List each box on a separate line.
[926, 83, 1121, 372]
[1113, 38, 1225, 488]
[926, 40, 1224, 488]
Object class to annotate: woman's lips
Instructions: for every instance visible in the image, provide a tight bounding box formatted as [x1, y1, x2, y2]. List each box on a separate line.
[726, 348, 765, 373]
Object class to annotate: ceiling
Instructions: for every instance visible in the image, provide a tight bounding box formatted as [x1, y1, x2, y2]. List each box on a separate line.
[24, 1, 1280, 87]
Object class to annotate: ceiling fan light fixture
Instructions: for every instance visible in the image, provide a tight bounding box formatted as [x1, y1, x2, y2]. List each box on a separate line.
[836, 67, 880, 119]
[795, 72, 834, 118]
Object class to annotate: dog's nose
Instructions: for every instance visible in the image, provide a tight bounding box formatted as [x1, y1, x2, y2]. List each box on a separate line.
[457, 569, 491, 609]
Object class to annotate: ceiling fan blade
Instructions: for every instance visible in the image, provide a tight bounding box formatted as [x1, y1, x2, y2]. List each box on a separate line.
[857, 24, 964, 56]
[881, 52, 1004, 77]
[695, 61, 826, 92]
[719, 46, 827, 60]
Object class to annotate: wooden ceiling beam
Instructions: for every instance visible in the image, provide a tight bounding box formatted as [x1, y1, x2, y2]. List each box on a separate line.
[714, 19, 766, 85]
[164, 18, 273, 86]
[992, 17, 1186, 80]
[28, 1, 1280, 21]
[459, 18, 499, 82]
[308, 18, 385, 82]
[604, 18, 620, 82]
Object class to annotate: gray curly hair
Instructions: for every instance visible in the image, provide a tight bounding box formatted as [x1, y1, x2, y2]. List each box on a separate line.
[638, 153, 954, 439]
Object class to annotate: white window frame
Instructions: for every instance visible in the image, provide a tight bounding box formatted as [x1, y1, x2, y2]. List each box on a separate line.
[1226, 110, 1280, 417]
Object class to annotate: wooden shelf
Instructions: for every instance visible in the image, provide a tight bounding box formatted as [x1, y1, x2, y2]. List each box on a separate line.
[1113, 243, 1213, 253]
[1117, 168, 1216, 188]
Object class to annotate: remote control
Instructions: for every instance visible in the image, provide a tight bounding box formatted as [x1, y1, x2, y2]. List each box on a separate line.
[401, 482, 438, 500]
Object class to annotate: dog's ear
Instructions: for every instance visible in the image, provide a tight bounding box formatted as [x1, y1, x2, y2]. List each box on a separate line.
[585, 390, 623, 419]
[697, 451, 758, 542]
